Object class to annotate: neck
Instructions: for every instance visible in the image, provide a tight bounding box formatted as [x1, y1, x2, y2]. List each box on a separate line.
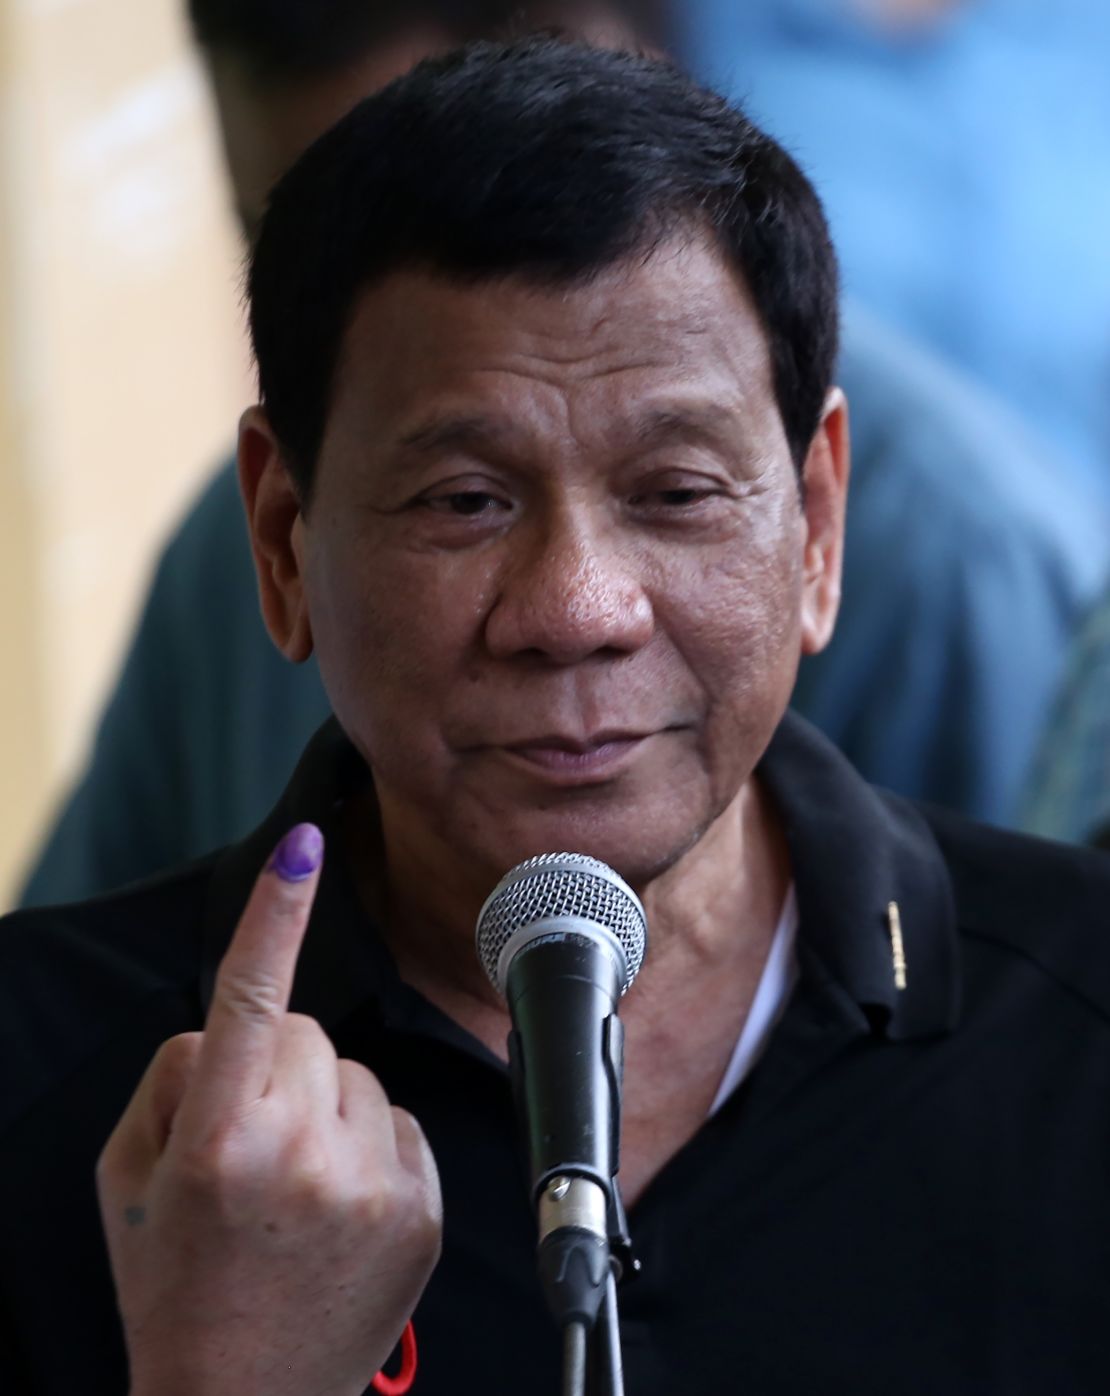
[345, 788, 504, 1010]
[630, 774, 790, 1005]
[351, 777, 793, 1203]
[345, 775, 792, 1031]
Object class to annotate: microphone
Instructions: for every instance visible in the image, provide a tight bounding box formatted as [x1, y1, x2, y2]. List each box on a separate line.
[475, 853, 648, 1333]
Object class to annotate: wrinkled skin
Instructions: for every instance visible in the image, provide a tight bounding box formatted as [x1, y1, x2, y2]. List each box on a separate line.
[241, 234, 849, 931]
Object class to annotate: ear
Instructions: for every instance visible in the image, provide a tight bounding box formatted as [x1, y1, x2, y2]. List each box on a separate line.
[799, 387, 850, 656]
[237, 406, 314, 663]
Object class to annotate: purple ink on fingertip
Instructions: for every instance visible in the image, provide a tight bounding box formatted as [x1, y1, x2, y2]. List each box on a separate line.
[271, 823, 324, 882]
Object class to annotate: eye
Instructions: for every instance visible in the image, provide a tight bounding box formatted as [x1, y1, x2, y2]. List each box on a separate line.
[628, 478, 724, 510]
[421, 490, 511, 517]
[654, 487, 712, 507]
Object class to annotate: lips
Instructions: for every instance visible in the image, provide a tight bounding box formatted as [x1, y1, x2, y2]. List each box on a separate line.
[507, 731, 650, 756]
[499, 731, 654, 781]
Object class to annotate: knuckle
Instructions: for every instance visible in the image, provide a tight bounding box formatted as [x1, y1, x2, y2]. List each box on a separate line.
[341, 1057, 388, 1105]
[352, 1180, 403, 1235]
[393, 1106, 437, 1168]
[397, 1178, 444, 1267]
[282, 1012, 334, 1054]
[94, 1142, 120, 1191]
[334, 1060, 389, 1125]
[214, 967, 287, 1025]
[174, 1123, 256, 1197]
[156, 1031, 204, 1066]
[349, 1143, 442, 1253]
[149, 1032, 204, 1086]
[283, 1129, 335, 1196]
[96, 1107, 132, 1168]
[345, 1152, 410, 1218]
[408, 1173, 444, 1245]
[418, 1214, 445, 1268]
[391, 1104, 422, 1135]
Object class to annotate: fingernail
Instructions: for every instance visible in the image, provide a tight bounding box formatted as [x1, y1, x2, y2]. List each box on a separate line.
[271, 824, 324, 882]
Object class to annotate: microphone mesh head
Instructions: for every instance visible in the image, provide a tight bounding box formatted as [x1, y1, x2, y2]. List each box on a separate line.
[476, 852, 647, 996]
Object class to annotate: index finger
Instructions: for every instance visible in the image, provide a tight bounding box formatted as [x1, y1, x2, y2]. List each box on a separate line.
[181, 823, 324, 1125]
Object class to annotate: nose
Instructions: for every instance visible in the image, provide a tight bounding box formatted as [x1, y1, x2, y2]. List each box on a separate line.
[484, 512, 654, 664]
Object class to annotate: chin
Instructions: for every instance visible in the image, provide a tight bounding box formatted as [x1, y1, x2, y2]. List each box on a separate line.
[472, 801, 707, 895]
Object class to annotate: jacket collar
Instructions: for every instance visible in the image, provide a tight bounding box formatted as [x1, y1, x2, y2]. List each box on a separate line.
[201, 712, 961, 1043]
[759, 715, 960, 1041]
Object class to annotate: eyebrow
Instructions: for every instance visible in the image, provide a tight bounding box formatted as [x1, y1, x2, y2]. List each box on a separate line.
[631, 404, 738, 451]
[396, 415, 514, 457]
[397, 404, 735, 450]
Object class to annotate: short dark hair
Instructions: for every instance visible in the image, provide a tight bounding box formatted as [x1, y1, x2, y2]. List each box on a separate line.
[248, 39, 839, 497]
[188, 0, 676, 82]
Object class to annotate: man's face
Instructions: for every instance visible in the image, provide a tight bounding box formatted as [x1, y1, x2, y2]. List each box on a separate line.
[251, 236, 847, 892]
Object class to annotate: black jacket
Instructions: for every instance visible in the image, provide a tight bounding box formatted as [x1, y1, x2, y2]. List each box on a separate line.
[3, 715, 1110, 1394]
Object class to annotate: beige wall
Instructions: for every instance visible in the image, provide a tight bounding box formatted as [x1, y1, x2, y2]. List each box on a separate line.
[0, 0, 251, 906]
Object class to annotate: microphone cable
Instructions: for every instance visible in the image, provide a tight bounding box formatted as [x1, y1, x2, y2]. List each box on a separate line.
[563, 1319, 589, 1396]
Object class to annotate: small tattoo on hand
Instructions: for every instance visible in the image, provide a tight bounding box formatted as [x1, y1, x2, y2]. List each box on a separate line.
[124, 1206, 147, 1228]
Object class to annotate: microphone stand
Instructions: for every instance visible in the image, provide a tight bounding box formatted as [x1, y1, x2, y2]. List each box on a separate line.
[585, 1186, 637, 1396]
[541, 1178, 634, 1396]
[585, 1264, 625, 1396]
[554, 1180, 637, 1396]
[541, 1172, 642, 1390]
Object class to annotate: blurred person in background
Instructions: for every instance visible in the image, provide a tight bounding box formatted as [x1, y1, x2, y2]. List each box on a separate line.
[792, 302, 1104, 823]
[16, 0, 1107, 910]
[685, 0, 1110, 515]
[14, 0, 675, 905]
[1023, 584, 1110, 851]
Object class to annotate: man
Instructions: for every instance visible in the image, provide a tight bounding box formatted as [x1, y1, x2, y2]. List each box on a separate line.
[17, 0, 1105, 916]
[3, 40, 1109, 1395]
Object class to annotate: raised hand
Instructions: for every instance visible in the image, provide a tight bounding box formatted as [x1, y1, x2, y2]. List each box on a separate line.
[97, 824, 442, 1396]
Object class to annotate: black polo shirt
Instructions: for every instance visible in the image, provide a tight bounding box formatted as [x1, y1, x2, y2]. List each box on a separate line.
[3, 714, 1110, 1395]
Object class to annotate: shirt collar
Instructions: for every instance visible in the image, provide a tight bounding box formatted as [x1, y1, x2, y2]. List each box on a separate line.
[759, 714, 961, 1041]
[201, 712, 961, 1044]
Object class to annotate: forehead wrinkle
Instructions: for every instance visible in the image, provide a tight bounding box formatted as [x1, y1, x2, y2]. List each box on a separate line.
[390, 393, 746, 476]
[631, 402, 740, 450]
[499, 311, 719, 379]
[489, 351, 679, 389]
[329, 238, 782, 474]
[397, 412, 513, 456]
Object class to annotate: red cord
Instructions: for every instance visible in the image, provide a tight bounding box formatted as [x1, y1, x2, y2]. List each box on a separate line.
[372, 1321, 418, 1395]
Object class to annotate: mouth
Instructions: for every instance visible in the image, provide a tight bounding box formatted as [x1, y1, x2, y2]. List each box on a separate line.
[499, 731, 655, 782]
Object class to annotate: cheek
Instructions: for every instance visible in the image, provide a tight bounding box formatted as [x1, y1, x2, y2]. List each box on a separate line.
[305, 533, 494, 742]
[658, 519, 805, 780]
[671, 513, 805, 688]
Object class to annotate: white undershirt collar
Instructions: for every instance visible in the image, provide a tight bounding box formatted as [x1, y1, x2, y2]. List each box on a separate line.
[708, 885, 800, 1117]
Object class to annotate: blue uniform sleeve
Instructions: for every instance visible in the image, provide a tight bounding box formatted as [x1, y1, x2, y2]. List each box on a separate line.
[1022, 591, 1110, 846]
[791, 306, 1109, 826]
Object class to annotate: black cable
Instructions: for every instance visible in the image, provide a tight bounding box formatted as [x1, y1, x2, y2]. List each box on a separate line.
[586, 1266, 625, 1396]
[601, 1269, 625, 1396]
[563, 1320, 589, 1396]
